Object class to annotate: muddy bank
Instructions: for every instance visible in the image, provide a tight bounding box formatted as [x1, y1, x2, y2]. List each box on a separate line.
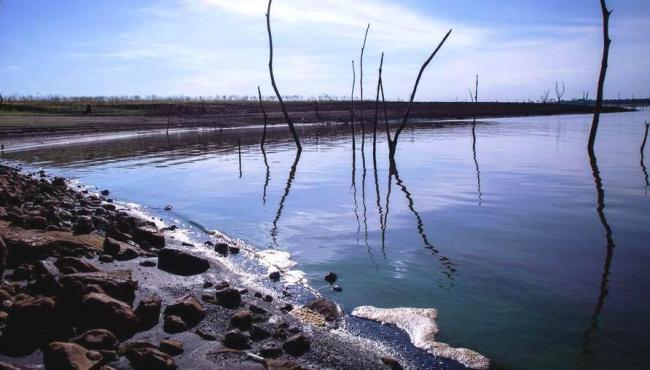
[0, 164, 417, 369]
[0, 101, 628, 139]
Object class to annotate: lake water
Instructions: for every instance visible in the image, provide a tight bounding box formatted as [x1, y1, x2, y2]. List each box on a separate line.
[5, 111, 650, 370]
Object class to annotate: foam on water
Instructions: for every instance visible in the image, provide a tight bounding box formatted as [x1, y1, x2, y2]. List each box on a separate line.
[352, 306, 490, 370]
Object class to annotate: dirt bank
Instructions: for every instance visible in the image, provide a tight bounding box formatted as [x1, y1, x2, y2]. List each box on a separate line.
[0, 101, 628, 139]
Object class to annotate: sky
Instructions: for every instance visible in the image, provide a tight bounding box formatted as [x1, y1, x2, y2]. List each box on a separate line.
[0, 0, 648, 101]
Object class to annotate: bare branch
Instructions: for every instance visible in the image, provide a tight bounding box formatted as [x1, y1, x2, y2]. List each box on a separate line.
[266, 0, 302, 151]
[389, 29, 452, 158]
[258, 86, 269, 149]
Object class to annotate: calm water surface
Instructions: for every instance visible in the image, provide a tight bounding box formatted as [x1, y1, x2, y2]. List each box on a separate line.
[6, 112, 650, 370]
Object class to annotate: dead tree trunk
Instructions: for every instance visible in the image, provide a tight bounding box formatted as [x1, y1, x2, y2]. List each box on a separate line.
[388, 29, 452, 159]
[266, 0, 302, 152]
[372, 52, 385, 157]
[351, 60, 357, 150]
[258, 86, 269, 149]
[588, 0, 612, 154]
[359, 24, 370, 151]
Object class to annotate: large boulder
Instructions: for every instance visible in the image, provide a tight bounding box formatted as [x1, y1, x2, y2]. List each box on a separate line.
[81, 292, 139, 339]
[164, 295, 205, 327]
[157, 249, 209, 276]
[1, 296, 60, 354]
[282, 334, 311, 357]
[43, 342, 103, 370]
[132, 225, 165, 249]
[0, 221, 104, 264]
[59, 270, 138, 304]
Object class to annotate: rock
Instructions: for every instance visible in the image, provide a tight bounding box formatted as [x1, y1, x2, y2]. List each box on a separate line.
[282, 334, 310, 357]
[73, 216, 95, 235]
[98, 254, 114, 263]
[332, 284, 342, 292]
[202, 281, 214, 289]
[259, 342, 283, 358]
[223, 329, 250, 350]
[9, 263, 32, 281]
[81, 292, 139, 339]
[159, 339, 183, 356]
[72, 329, 119, 351]
[281, 304, 293, 313]
[268, 271, 281, 282]
[2, 296, 59, 354]
[126, 346, 176, 370]
[132, 226, 165, 249]
[228, 246, 240, 254]
[263, 295, 273, 303]
[100, 190, 110, 196]
[215, 287, 241, 309]
[0, 222, 104, 263]
[164, 295, 205, 327]
[249, 304, 267, 315]
[163, 205, 172, 211]
[230, 310, 253, 330]
[60, 270, 138, 304]
[157, 249, 209, 276]
[139, 260, 156, 267]
[194, 328, 218, 341]
[103, 237, 139, 261]
[324, 272, 337, 284]
[135, 296, 162, 329]
[250, 325, 272, 341]
[56, 256, 100, 273]
[43, 342, 103, 370]
[381, 357, 404, 370]
[214, 243, 228, 256]
[304, 298, 340, 322]
[52, 177, 66, 187]
[163, 315, 187, 334]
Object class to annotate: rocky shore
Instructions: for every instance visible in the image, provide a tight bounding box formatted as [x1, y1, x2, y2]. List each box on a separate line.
[0, 165, 406, 370]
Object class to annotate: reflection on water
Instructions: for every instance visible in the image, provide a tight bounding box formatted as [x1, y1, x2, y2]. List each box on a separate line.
[5, 113, 650, 370]
[579, 149, 616, 369]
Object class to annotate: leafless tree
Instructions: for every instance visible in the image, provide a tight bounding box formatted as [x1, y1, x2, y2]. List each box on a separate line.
[387, 30, 453, 159]
[266, 0, 302, 151]
[540, 89, 550, 104]
[350, 60, 357, 150]
[372, 52, 385, 156]
[359, 24, 370, 150]
[588, 0, 612, 154]
[555, 81, 566, 103]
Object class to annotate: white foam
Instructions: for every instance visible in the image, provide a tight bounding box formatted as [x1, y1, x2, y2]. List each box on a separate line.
[351, 306, 490, 370]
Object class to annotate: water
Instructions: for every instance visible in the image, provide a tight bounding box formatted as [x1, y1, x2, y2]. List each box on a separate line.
[5, 112, 650, 370]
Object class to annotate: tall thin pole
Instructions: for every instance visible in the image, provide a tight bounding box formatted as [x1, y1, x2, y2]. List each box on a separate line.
[587, 0, 612, 154]
[266, 0, 302, 152]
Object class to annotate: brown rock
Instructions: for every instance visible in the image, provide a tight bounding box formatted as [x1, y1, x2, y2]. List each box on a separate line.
[81, 292, 139, 339]
[230, 310, 253, 330]
[163, 315, 187, 334]
[132, 225, 165, 249]
[43, 342, 103, 370]
[126, 346, 176, 370]
[0, 221, 103, 263]
[55, 257, 100, 273]
[5, 296, 57, 338]
[215, 287, 241, 309]
[103, 237, 140, 261]
[72, 328, 119, 351]
[304, 298, 340, 322]
[159, 339, 183, 356]
[60, 270, 138, 304]
[282, 334, 310, 357]
[164, 295, 205, 327]
[381, 356, 404, 370]
[223, 329, 250, 350]
[135, 295, 162, 329]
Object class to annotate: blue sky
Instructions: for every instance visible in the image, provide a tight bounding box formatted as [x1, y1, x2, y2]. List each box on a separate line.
[0, 0, 648, 101]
